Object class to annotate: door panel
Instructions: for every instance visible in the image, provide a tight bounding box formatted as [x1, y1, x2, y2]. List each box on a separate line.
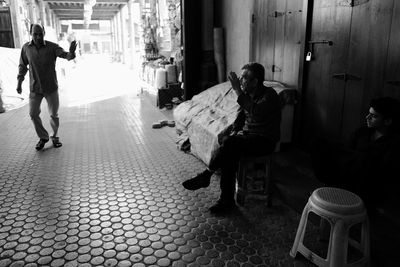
[282, 0, 303, 87]
[340, 1, 371, 140]
[252, 0, 276, 80]
[360, 0, 395, 110]
[301, 0, 352, 141]
[384, 0, 400, 99]
[251, 0, 303, 87]
[0, 7, 14, 48]
[342, 0, 395, 140]
[272, 0, 286, 82]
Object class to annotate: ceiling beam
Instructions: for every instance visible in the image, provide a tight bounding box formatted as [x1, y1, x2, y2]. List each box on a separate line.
[55, 12, 117, 19]
[47, 6, 120, 11]
[58, 16, 113, 20]
[54, 10, 118, 14]
[44, 0, 128, 4]
[90, 17, 113, 20]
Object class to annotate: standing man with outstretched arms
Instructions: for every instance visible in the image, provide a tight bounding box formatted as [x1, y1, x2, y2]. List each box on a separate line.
[17, 24, 77, 150]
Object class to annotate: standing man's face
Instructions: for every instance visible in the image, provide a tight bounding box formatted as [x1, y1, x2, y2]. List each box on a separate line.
[31, 25, 45, 46]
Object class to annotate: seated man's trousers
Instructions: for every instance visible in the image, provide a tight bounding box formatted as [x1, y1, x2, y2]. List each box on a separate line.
[208, 134, 276, 202]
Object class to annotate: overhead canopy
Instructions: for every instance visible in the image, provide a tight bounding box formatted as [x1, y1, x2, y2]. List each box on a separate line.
[44, 0, 129, 21]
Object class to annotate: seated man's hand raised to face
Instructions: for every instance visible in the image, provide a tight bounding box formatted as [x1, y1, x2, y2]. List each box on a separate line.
[228, 71, 243, 96]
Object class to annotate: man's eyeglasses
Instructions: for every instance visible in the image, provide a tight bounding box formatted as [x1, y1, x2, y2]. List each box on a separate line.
[239, 75, 252, 82]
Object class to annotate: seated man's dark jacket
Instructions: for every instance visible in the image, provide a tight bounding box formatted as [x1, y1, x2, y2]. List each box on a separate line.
[233, 85, 281, 143]
[348, 126, 400, 206]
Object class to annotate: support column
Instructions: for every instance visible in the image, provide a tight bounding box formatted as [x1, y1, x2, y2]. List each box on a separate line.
[9, 0, 23, 47]
[56, 17, 61, 35]
[110, 19, 115, 56]
[128, 0, 136, 69]
[138, 0, 144, 58]
[50, 10, 55, 28]
[199, 0, 217, 91]
[38, 0, 46, 26]
[114, 15, 121, 57]
[46, 6, 52, 27]
[52, 12, 58, 36]
[119, 8, 127, 64]
[29, 0, 38, 23]
[149, 0, 157, 55]
[113, 18, 117, 55]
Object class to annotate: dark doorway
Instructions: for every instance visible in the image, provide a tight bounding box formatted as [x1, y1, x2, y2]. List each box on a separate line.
[0, 6, 15, 48]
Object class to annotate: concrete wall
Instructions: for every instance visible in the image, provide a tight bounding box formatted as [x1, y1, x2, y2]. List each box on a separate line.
[216, 0, 254, 75]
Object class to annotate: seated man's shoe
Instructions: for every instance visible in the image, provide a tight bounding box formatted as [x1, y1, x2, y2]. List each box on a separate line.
[182, 170, 212, 190]
[51, 136, 62, 148]
[209, 199, 237, 214]
[35, 139, 49, 150]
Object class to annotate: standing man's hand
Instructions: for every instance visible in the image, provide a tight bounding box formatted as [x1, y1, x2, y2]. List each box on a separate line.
[69, 40, 77, 54]
[16, 84, 22, 94]
[228, 71, 243, 96]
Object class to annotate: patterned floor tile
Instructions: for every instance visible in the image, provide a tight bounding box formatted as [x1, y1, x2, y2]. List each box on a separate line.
[0, 92, 304, 267]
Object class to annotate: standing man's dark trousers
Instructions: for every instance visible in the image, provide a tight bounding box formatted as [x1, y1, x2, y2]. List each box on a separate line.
[209, 134, 276, 202]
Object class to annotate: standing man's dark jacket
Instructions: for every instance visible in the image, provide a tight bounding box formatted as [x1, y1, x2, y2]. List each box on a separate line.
[18, 40, 75, 94]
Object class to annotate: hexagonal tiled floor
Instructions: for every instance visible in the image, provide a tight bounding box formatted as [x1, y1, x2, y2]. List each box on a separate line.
[0, 93, 302, 267]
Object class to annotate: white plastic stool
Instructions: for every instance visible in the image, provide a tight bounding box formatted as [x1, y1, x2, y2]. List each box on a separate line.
[290, 187, 370, 267]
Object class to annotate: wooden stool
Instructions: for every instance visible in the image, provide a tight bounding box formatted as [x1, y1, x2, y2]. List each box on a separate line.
[290, 187, 370, 267]
[235, 144, 279, 206]
[235, 155, 273, 206]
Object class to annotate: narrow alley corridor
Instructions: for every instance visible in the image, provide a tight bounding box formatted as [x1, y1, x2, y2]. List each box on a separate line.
[0, 57, 301, 267]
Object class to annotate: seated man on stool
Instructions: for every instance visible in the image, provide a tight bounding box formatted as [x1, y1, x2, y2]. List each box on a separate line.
[311, 96, 400, 214]
[182, 62, 282, 214]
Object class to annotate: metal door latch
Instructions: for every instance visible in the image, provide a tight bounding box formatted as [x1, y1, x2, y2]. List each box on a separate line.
[333, 73, 362, 82]
[272, 65, 282, 73]
[308, 40, 333, 46]
[340, 0, 369, 7]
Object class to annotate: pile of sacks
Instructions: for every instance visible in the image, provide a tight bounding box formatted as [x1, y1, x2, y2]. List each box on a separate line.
[173, 82, 241, 165]
[173, 80, 297, 166]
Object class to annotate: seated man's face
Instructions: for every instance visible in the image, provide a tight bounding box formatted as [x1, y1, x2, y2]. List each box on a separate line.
[366, 107, 389, 129]
[240, 69, 257, 94]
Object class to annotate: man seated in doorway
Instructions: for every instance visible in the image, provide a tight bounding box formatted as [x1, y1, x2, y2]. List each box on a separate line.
[311, 96, 400, 213]
[182, 62, 282, 214]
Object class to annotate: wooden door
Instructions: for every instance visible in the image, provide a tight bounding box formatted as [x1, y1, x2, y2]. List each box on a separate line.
[383, 0, 400, 100]
[0, 6, 14, 48]
[280, 0, 303, 86]
[301, 0, 352, 142]
[302, 0, 397, 143]
[251, 0, 303, 88]
[251, 0, 276, 80]
[342, 0, 395, 140]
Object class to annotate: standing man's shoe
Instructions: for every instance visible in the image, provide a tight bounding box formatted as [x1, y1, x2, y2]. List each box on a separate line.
[35, 139, 49, 150]
[51, 136, 62, 148]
